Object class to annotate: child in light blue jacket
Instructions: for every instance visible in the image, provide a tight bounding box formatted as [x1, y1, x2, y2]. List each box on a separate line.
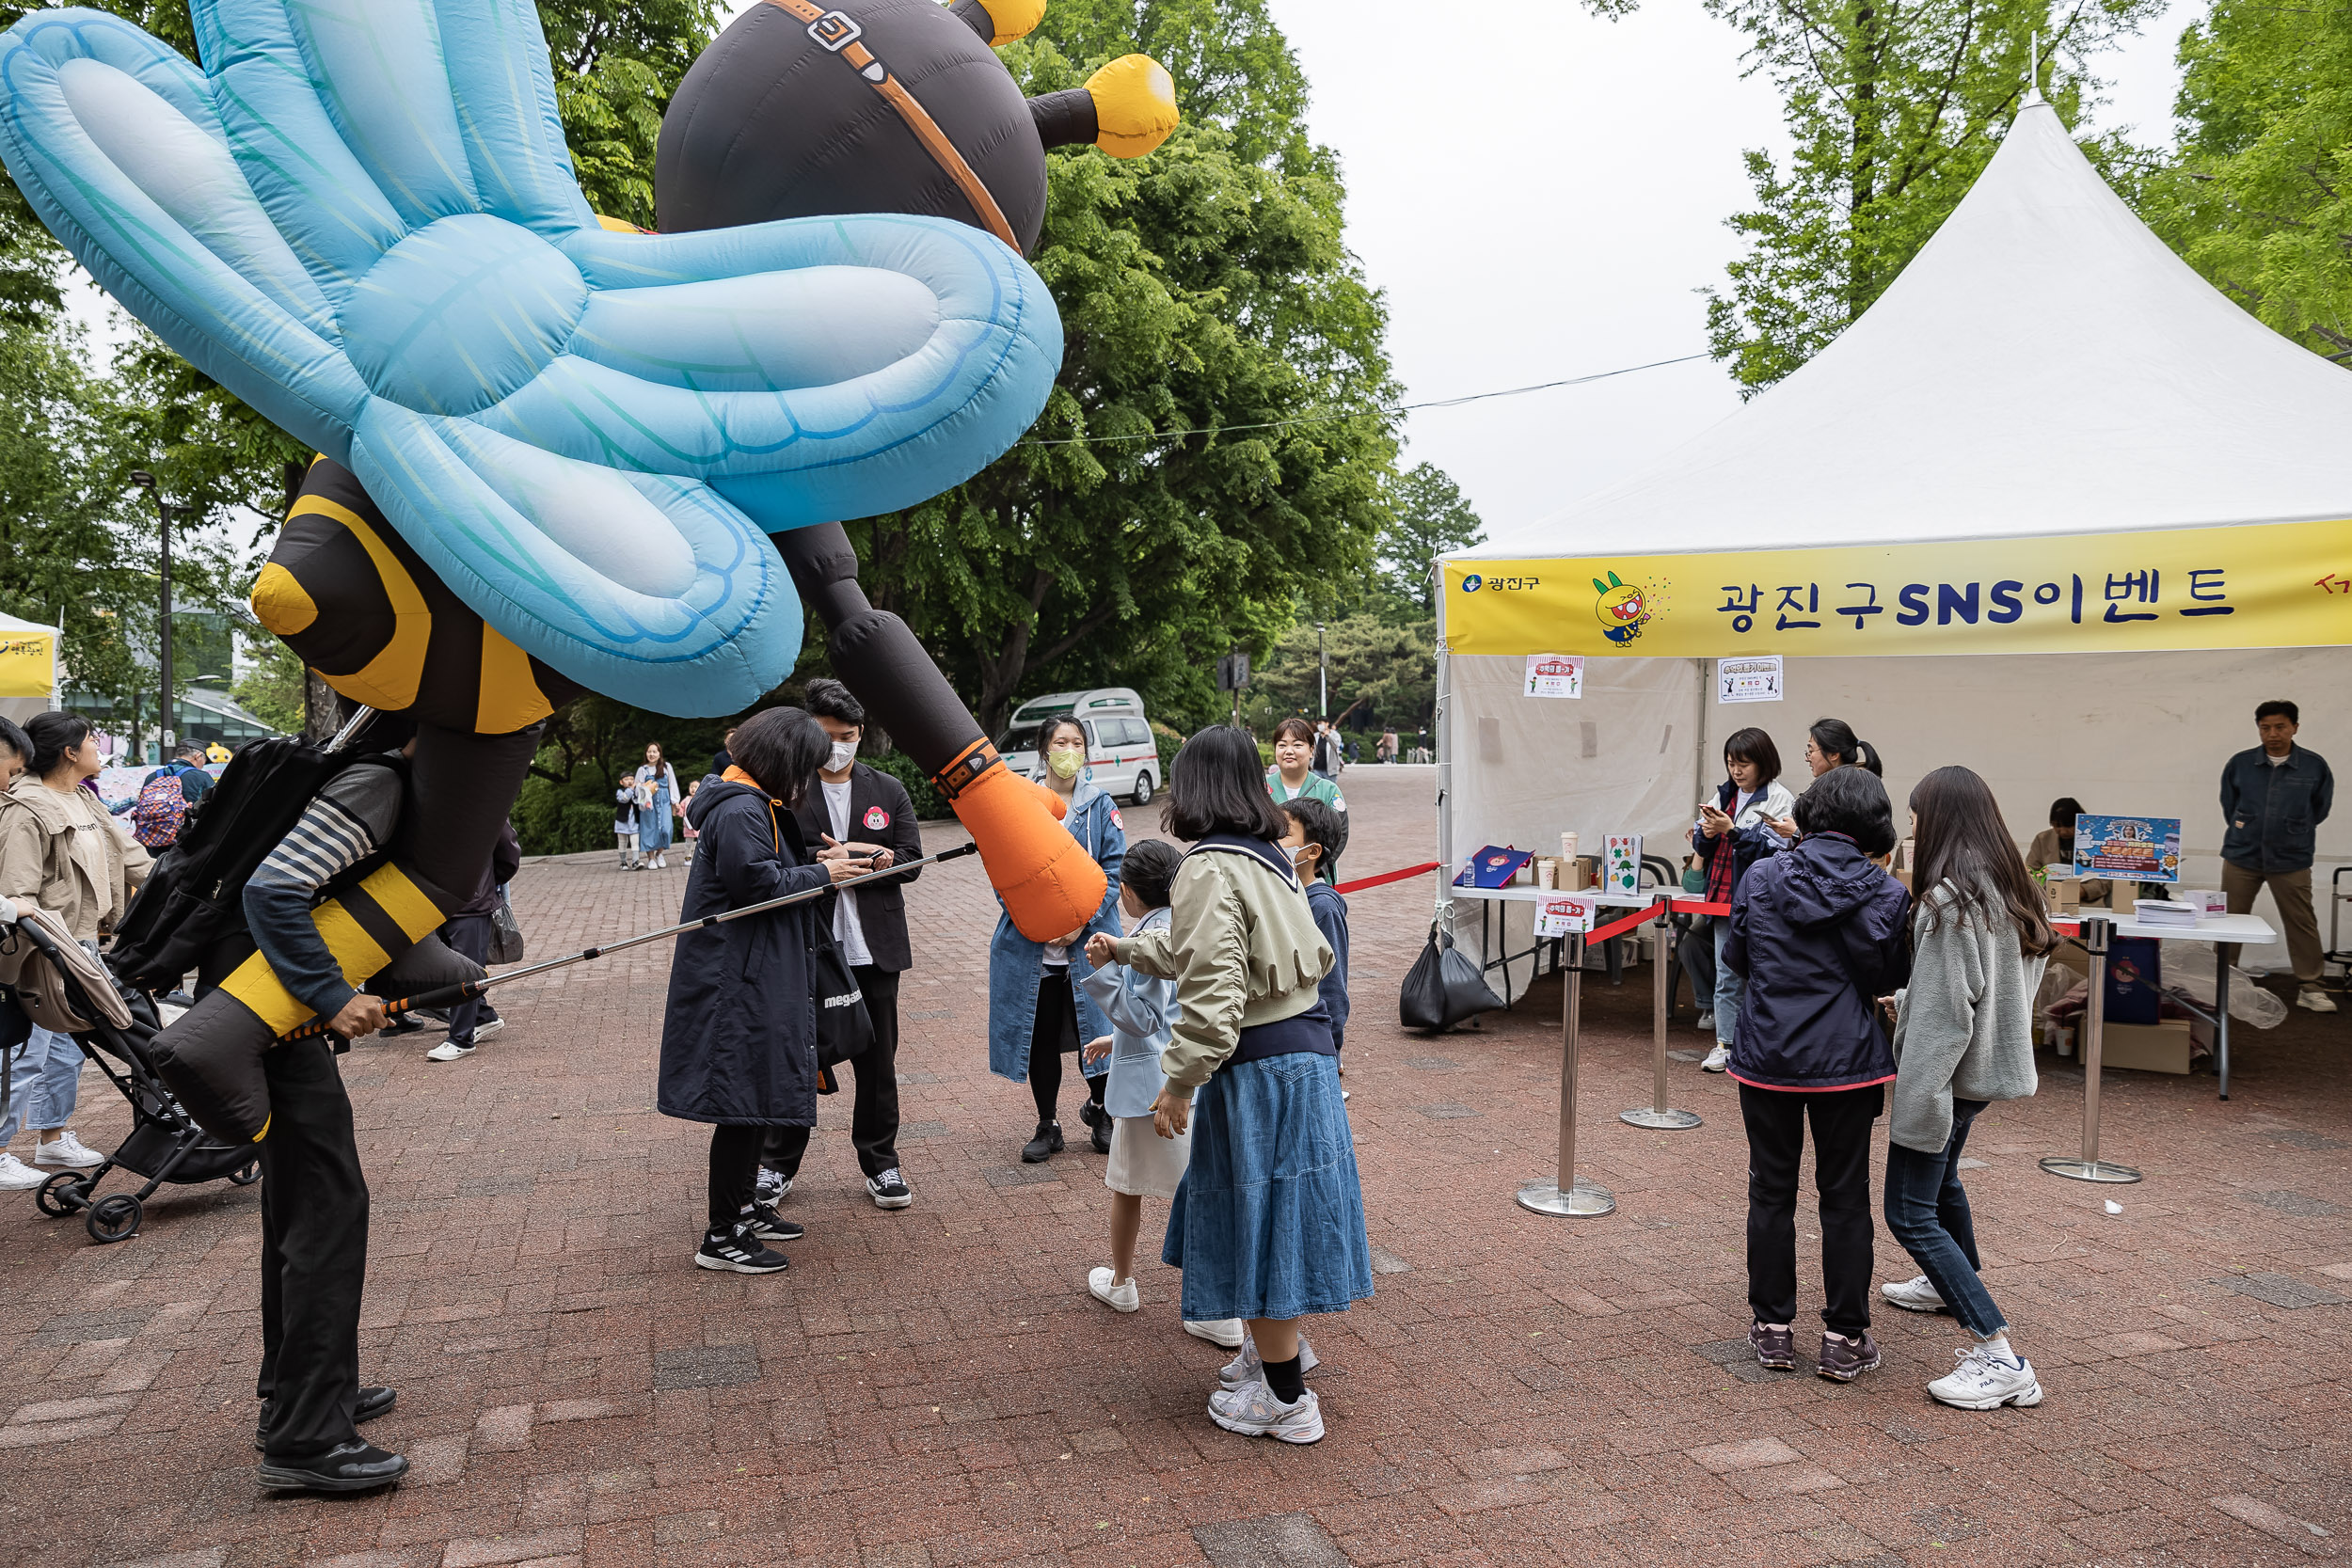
[1076, 840, 1242, 1347]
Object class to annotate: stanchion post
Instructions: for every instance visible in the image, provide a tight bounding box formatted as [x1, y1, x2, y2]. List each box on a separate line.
[1518, 931, 1614, 1216]
[2041, 914, 2141, 1184]
[1623, 900, 1701, 1130]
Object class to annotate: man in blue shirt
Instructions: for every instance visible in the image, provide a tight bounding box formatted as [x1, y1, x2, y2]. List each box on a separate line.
[2219, 700, 2336, 1013]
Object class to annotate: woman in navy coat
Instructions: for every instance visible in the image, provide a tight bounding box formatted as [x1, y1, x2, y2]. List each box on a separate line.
[660, 706, 864, 1274]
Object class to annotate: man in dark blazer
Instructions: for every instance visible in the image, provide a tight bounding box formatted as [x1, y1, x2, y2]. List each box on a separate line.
[768, 678, 928, 1208]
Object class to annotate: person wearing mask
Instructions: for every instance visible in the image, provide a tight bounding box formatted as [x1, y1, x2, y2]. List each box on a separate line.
[770, 678, 925, 1210]
[423, 820, 520, 1062]
[1089, 726, 1371, 1444]
[1692, 727, 1797, 1072]
[1883, 766, 2054, 1410]
[236, 712, 416, 1492]
[1278, 796, 1350, 1052]
[2025, 798, 2110, 907]
[989, 716, 1124, 1161]
[2219, 701, 2336, 1012]
[1724, 765, 1911, 1383]
[633, 742, 681, 871]
[0, 712, 150, 1188]
[660, 707, 866, 1274]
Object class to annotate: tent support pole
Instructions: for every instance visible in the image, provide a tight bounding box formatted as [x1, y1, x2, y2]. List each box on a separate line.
[1518, 932, 1613, 1217]
[1433, 564, 1454, 935]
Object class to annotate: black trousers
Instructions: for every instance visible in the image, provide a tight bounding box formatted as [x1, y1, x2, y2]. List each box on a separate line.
[767, 965, 903, 1180]
[256, 1037, 370, 1460]
[441, 912, 501, 1044]
[1739, 1081, 1883, 1338]
[708, 1123, 766, 1232]
[1025, 969, 1103, 1125]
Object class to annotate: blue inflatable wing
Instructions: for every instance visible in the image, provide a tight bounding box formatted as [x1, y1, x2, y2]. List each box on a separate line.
[0, 1, 1062, 714]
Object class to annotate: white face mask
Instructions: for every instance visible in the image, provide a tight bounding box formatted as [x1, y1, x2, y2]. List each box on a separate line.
[827, 739, 857, 772]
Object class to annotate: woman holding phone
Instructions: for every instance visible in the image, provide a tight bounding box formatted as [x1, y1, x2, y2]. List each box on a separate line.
[1692, 727, 1796, 1071]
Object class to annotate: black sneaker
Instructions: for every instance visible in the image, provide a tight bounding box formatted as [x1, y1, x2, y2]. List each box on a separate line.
[1021, 1121, 1064, 1164]
[1090, 1113, 1112, 1154]
[1816, 1330, 1882, 1383]
[257, 1439, 409, 1493]
[1077, 1100, 1103, 1130]
[742, 1200, 804, 1243]
[695, 1223, 787, 1274]
[255, 1385, 395, 1450]
[866, 1167, 914, 1209]
[1750, 1322, 1796, 1370]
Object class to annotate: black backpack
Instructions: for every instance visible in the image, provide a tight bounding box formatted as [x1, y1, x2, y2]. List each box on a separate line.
[108, 736, 393, 994]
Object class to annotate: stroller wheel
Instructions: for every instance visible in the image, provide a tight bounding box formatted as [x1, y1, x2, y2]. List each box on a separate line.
[229, 1161, 262, 1187]
[35, 1170, 88, 1217]
[86, 1193, 142, 1244]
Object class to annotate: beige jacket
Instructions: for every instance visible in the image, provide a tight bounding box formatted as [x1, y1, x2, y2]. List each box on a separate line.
[1111, 844, 1332, 1091]
[0, 777, 151, 942]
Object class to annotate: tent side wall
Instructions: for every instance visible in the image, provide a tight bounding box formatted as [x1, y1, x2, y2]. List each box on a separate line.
[1442, 646, 2352, 991]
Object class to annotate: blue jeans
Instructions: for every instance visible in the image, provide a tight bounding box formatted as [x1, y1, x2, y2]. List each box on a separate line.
[1883, 1100, 2006, 1338]
[1712, 920, 1743, 1044]
[2, 1026, 83, 1145]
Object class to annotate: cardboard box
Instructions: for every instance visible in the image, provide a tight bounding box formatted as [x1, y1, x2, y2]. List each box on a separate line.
[1894, 868, 1914, 891]
[2046, 879, 2080, 914]
[2095, 1019, 2193, 1075]
[2178, 889, 2229, 918]
[1560, 860, 1594, 892]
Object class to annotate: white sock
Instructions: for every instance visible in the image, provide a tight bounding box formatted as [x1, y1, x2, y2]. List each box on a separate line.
[1979, 1333, 2016, 1364]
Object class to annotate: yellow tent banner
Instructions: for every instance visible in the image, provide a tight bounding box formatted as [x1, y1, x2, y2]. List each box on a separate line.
[0, 624, 56, 699]
[1443, 516, 2352, 658]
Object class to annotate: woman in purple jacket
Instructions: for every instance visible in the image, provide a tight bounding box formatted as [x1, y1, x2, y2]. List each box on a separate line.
[1724, 766, 1911, 1383]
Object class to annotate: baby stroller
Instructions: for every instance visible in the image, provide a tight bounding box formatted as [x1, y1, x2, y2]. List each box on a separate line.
[2, 916, 259, 1244]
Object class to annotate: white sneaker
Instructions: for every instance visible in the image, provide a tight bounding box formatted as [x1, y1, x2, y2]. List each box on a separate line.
[425, 1039, 475, 1062]
[1219, 1330, 1319, 1391]
[469, 1019, 505, 1041]
[756, 1169, 789, 1204]
[1207, 1381, 1324, 1444]
[1701, 1043, 1732, 1072]
[1183, 1317, 1246, 1348]
[1928, 1344, 2042, 1409]
[1695, 1011, 1715, 1032]
[33, 1132, 103, 1168]
[0, 1151, 45, 1190]
[1882, 1275, 1947, 1313]
[2297, 990, 2339, 1014]
[1088, 1267, 1140, 1313]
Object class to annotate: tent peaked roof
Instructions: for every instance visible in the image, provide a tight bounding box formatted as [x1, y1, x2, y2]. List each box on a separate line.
[1466, 101, 2352, 559]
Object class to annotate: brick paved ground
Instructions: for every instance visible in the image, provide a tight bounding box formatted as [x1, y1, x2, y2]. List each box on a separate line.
[3, 765, 2350, 1567]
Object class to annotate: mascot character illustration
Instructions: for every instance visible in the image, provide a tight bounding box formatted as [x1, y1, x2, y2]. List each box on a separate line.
[0, 0, 1178, 1140]
[1593, 572, 1649, 645]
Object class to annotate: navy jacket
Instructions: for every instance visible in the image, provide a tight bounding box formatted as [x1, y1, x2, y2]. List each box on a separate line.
[792, 762, 925, 973]
[1305, 879, 1350, 1052]
[658, 779, 829, 1126]
[2220, 745, 2332, 874]
[1724, 833, 1912, 1091]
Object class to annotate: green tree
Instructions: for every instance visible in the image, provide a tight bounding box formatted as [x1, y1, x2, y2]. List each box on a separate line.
[231, 630, 308, 736]
[2131, 1, 2352, 364]
[1375, 462, 1485, 615]
[1594, 0, 2160, 392]
[1239, 612, 1438, 734]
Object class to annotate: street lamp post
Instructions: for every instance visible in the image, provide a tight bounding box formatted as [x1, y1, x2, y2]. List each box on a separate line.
[1316, 622, 1327, 721]
[130, 471, 173, 763]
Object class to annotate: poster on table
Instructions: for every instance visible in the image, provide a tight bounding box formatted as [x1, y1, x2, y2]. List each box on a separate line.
[2073, 814, 2181, 884]
[1604, 834, 1643, 896]
[1717, 656, 1784, 704]
[1521, 654, 1583, 699]
[1534, 895, 1596, 937]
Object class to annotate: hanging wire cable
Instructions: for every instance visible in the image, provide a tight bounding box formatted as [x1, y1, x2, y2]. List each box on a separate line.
[1014, 352, 1715, 448]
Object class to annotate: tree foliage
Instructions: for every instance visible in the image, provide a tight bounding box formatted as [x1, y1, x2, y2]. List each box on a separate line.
[1593, 0, 2160, 392]
[1376, 462, 1485, 616]
[2131, 0, 2352, 364]
[1238, 613, 1438, 734]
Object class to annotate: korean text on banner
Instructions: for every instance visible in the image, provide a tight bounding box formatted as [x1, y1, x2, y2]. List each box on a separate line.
[1442, 517, 2352, 657]
[2074, 814, 2182, 884]
[1534, 895, 1596, 937]
[1522, 654, 1583, 699]
[0, 627, 56, 698]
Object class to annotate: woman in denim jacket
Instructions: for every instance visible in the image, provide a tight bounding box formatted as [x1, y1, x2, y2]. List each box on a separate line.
[987, 717, 1125, 1163]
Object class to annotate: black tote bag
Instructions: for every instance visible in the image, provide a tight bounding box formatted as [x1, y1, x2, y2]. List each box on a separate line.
[1399, 921, 1504, 1033]
[809, 929, 873, 1093]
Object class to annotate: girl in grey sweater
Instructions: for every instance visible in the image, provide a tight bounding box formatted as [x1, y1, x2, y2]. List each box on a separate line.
[1883, 766, 2058, 1411]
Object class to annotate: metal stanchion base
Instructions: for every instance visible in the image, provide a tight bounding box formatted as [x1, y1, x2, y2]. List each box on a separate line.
[1517, 1179, 1615, 1216]
[1619, 1107, 1703, 1130]
[2039, 1156, 2142, 1184]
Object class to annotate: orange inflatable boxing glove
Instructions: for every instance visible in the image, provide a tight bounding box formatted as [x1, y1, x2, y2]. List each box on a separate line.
[939, 741, 1106, 941]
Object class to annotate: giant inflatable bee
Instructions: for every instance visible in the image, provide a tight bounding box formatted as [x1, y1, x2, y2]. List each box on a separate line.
[0, 0, 1176, 1138]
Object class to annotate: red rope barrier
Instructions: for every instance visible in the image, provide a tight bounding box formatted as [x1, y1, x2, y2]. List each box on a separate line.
[1334, 860, 1440, 895]
[1587, 899, 1667, 944]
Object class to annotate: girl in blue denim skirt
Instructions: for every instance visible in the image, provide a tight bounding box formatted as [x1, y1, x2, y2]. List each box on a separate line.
[1087, 727, 1373, 1445]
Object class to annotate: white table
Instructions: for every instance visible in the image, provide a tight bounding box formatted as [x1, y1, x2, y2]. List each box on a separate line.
[2042, 911, 2276, 1182]
[1447, 883, 1661, 1005]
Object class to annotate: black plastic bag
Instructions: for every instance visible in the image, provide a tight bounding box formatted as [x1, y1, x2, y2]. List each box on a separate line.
[1399, 921, 1504, 1033]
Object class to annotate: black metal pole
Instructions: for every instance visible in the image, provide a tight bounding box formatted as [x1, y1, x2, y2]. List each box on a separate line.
[130, 471, 171, 762]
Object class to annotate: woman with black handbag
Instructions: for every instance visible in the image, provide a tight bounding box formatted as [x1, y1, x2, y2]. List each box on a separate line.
[660, 707, 867, 1274]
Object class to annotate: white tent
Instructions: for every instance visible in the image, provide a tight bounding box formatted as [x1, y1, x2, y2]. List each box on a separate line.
[0, 608, 59, 726]
[1437, 97, 2352, 981]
